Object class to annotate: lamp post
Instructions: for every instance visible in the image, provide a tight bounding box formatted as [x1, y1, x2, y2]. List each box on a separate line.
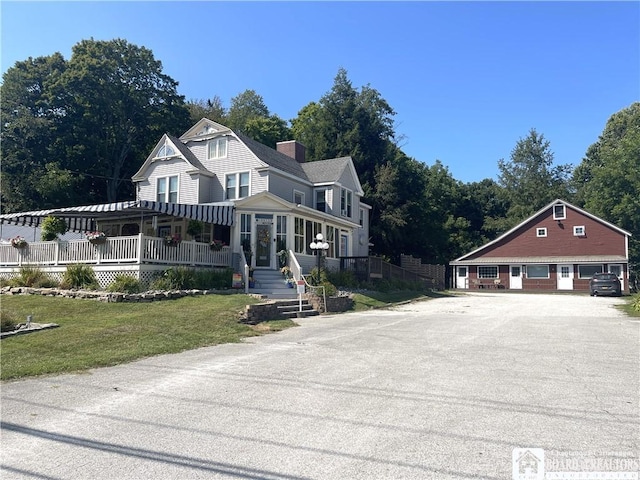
[309, 233, 329, 284]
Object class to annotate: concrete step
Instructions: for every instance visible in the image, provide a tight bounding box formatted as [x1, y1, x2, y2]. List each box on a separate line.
[276, 300, 319, 319]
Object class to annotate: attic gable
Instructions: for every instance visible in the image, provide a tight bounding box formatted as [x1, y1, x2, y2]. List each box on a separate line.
[453, 198, 632, 262]
[180, 118, 231, 141]
[132, 134, 209, 181]
[302, 157, 364, 195]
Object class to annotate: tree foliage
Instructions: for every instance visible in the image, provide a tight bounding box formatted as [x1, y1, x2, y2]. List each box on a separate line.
[497, 129, 573, 227]
[1, 39, 191, 211]
[573, 102, 640, 284]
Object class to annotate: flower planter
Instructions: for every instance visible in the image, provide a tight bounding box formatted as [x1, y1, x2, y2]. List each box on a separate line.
[12, 243, 28, 249]
[89, 237, 107, 245]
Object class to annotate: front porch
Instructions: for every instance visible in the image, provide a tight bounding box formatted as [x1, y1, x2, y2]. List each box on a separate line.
[0, 234, 232, 288]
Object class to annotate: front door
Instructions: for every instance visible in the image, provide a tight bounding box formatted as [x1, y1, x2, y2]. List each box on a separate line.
[609, 264, 624, 291]
[510, 266, 522, 289]
[456, 266, 468, 289]
[557, 264, 573, 290]
[255, 223, 272, 267]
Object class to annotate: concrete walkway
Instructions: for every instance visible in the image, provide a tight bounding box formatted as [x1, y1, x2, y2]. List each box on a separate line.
[1, 292, 638, 479]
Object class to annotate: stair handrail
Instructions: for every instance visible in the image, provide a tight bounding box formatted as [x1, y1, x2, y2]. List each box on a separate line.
[240, 249, 249, 294]
[288, 250, 326, 313]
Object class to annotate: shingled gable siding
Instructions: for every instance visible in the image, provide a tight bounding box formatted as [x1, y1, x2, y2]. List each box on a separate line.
[137, 159, 198, 204]
[467, 206, 626, 259]
[269, 171, 312, 206]
[189, 137, 267, 200]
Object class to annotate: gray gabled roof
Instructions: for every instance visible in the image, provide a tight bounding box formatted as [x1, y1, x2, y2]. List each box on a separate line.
[167, 134, 208, 173]
[301, 156, 352, 183]
[235, 133, 310, 180]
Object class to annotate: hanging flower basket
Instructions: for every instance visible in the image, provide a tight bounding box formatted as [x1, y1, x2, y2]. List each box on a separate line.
[10, 236, 28, 249]
[164, 235, 181, 247]
[86, 231, 107, 245]
[209, 239, 225, 251]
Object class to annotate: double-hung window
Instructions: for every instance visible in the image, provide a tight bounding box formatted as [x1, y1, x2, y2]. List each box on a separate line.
[157, 175, 178, 203]
[208, 137, 227, 159]
[315, 190, 327, 212]
[340, 188, 352, 217]
[225, 172, 250, 200]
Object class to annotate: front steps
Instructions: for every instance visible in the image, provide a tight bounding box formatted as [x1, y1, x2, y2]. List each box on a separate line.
[276, 299, 319, 319]
[250, 269, 299, 299]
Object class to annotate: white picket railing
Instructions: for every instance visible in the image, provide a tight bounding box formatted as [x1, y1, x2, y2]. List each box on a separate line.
[0, 234, 231, 268]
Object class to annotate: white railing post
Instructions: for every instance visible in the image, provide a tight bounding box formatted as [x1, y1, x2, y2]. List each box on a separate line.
[137, 233, 144, 264]
[54, 241, 60, 266]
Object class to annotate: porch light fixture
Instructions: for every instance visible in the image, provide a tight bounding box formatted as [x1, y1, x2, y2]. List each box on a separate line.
[309, 233, 329, 284]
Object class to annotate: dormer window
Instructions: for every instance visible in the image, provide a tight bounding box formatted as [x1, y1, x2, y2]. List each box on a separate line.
[155, 143, 176, 158]
[208, 137, 227, 159]
[553, 204, 566, 220]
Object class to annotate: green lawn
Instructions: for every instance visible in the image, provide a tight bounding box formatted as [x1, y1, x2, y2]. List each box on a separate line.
[0, 294, 293, 381]
[351, 289, 450, 310]
[1, 288, 441, 381]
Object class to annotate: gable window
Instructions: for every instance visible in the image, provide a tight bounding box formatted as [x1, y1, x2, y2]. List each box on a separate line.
[536, 228, 547, 237]
[156, 144, 175, 158]
[225, 172, 249, 200]
[207, 137, 227, 159]
[157, 175, 178, 203]
[293, 190, 305, 206]
[527, 265, 549, 279]
[478, 266, 498, 279]
[578, 264, 602, 279]
[573, 226, 586, 236]
[340, 188, 352, 217]
[553, 204, 566, 220]
[315, 190, 327, 212]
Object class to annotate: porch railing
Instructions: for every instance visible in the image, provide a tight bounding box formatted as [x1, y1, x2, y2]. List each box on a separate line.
[0, 234, 231, 268]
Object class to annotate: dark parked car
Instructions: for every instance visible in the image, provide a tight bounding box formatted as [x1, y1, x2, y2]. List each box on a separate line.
[589, 272, 622, 296]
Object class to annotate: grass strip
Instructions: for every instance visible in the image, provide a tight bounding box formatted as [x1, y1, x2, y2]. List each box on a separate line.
[1, 294, 293, 380]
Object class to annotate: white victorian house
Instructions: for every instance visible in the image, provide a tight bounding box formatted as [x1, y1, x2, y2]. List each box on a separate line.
[0, 119, 371, 289]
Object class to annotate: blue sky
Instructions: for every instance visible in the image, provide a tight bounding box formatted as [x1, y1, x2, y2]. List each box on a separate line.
[1, 1, 638, 183]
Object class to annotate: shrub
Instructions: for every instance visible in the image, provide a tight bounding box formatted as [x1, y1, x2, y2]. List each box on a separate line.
[150, 267, 196, 290]
[0, 309, 19, 332]
[107, 274, 144, 294]
[41, 216, 68, 241]
[192, 268, 232, 290]
[631, 293, 640, 312]
[60, 264, 99, 290]
[8, 266, 58, 288]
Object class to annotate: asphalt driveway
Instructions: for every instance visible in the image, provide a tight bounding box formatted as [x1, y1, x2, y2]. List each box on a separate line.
[1, 292, 638, 479]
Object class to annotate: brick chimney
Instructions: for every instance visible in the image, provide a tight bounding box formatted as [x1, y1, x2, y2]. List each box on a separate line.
[276, 140, 306, 163]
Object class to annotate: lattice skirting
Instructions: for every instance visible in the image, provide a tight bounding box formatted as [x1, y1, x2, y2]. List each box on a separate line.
[0, 265, 224, 289]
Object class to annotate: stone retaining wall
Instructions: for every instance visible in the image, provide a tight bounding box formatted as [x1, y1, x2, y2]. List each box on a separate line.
[0, 286, 243, 303]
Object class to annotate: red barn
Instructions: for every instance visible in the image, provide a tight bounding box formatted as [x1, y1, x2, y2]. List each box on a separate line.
[451, 199, 632, 293]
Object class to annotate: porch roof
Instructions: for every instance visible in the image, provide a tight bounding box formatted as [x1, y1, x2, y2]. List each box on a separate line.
[0, 200, 235, 231]
[450, 255, 628, 266]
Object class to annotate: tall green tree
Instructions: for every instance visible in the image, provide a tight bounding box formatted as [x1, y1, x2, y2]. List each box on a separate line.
[498, 128, 572, 226]
[186, 96, 226, 124]
[573, 102, 640, 288]
[0, 53, 78, 212]
[50, 38, 191, 203]
[291, 68, 396, 190]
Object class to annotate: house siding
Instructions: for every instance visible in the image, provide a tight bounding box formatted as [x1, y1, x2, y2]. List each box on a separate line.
[467, 207, 626, 259]
[269, 171, 312, 207]
[138, 159, 198, 204]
